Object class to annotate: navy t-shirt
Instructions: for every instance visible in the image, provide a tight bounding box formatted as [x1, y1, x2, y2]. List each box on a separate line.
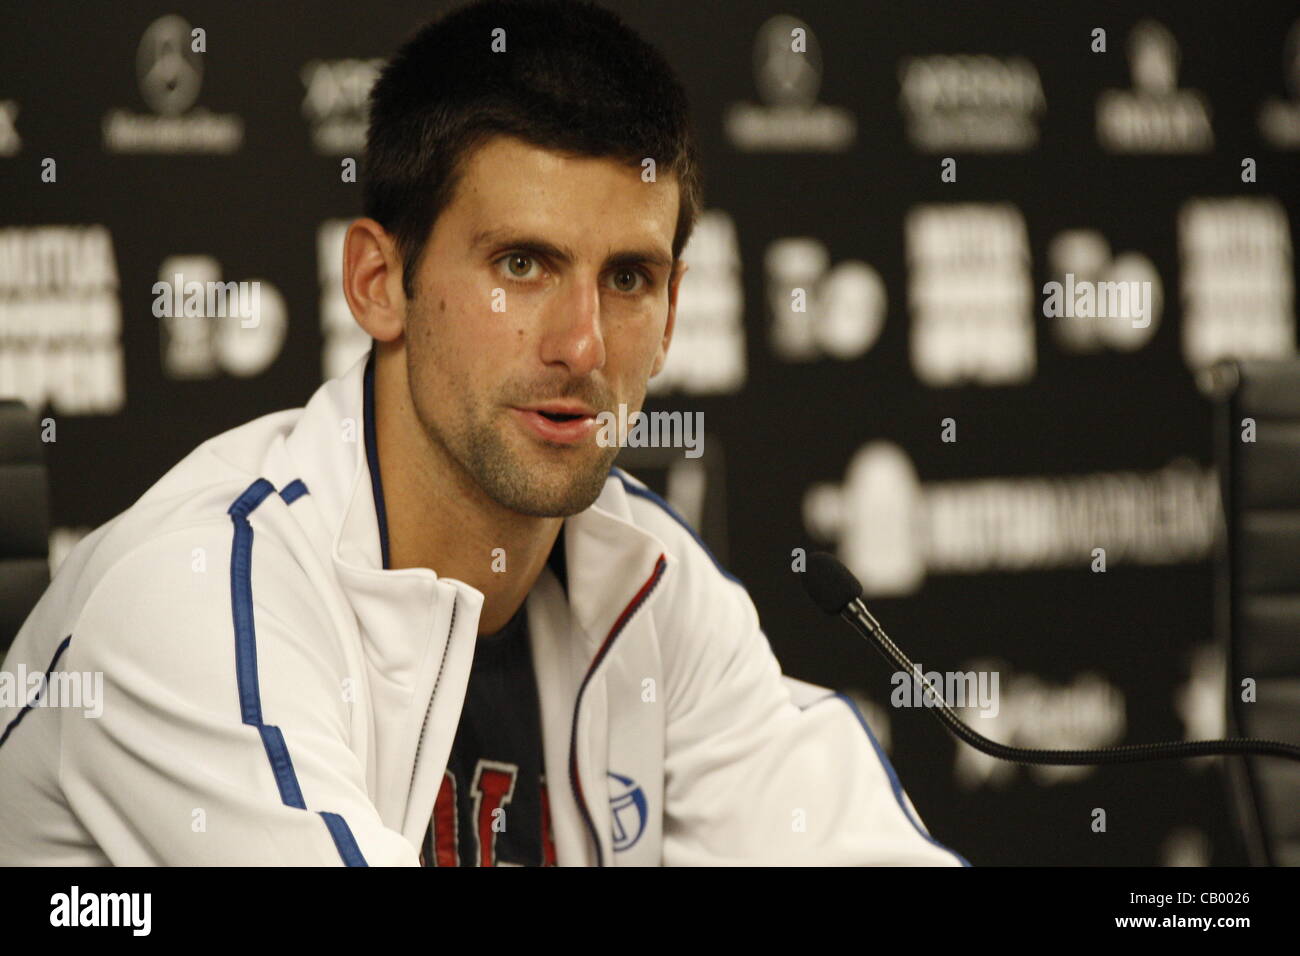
[421, 533, 567, 866]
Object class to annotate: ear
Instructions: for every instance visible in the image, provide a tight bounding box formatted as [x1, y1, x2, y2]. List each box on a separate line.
[650, 260, 688, 378]
[343, 218, 408, 342]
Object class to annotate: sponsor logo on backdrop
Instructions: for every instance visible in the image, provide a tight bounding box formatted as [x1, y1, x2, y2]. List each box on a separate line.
[724, 15, 855, 151]
[905, 203, 1035, 386]
[1161, 827, 1212, 867]
[301, 58, 383, 155]
[1046, 231, 1162, 351]
[647, 210, 747, 396]
[156, 256, 285, 378]
[0, 225, 124, 413]
[103, 15, 243, 154]
[898, 54, 1045, 152]
[1179, 196, 1295, 391]
[1259, 19, 1300, 148]
[1096, 19, 1213, 153]
[1175, 644, 1226, 765]
[803, 441, 1219, 597]
[0, 99, 19, 156]
[766, 238, 886, 361]
[949, 660, 1126, 787]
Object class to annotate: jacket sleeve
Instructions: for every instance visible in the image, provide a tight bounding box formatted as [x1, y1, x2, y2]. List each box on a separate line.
[57, 523, 419, 866]
[658, 541, 969, 866]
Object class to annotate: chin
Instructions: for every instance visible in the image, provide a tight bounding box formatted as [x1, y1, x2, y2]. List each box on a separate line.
[497, 457, 612, 517]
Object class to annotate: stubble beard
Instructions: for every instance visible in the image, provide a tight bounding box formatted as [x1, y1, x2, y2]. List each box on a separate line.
[456, 410, 619, 517]
[406, 318, 618, 519]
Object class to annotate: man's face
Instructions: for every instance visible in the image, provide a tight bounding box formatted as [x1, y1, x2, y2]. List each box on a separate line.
[402, 134, 685, 517]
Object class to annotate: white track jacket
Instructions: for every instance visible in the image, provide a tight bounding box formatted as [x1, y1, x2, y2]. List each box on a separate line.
[0, 346, 969, 866]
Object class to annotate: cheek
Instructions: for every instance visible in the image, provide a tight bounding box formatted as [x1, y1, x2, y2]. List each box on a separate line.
[599, 336, 656, 408]
[409, 294, 469, 398]
[432, 288, 521, 407]
[418, 284, 488, 363]
[629, 321, 667, 377]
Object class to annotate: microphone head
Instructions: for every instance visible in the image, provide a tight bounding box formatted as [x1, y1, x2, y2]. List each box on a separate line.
[801, 551, 863, 615]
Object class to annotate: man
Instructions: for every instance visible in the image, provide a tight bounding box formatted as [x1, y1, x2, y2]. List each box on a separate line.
[0, 0, 967, 866]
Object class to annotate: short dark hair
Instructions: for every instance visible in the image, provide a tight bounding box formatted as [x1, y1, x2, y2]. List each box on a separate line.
[364, 0, 703, 299]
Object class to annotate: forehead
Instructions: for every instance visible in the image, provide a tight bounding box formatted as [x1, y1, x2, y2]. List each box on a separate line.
[440, 134, 679, 253]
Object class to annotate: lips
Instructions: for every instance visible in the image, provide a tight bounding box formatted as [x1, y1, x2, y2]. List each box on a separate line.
[518, 402, 598, 419]
[510, 405, 599, 445]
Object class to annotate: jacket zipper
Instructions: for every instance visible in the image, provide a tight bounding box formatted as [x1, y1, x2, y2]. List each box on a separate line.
[567, 554, 667, 867]
[410, 594, 458, 794]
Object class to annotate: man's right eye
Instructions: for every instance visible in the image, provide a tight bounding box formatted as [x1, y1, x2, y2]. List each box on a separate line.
[500, 254, 541, 280]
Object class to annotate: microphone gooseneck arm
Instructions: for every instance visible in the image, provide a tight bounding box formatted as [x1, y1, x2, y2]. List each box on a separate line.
[842, 596, 1300, 765]
[804, 550, 1300, 765]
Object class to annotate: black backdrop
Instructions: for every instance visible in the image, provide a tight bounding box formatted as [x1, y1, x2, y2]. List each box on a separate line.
[3, 0, 1299, 865]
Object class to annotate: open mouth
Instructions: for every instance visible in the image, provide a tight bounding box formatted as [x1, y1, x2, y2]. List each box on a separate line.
[511, 406, 595, 445]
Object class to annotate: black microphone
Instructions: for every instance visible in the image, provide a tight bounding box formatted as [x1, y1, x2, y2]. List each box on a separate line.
[801, 550, 1300, 765]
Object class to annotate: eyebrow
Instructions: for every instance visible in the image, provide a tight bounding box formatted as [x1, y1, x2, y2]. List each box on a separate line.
[471, 228, 674, 273]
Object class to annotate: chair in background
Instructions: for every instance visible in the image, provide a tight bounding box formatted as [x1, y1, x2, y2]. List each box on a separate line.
[1211, 358, 1300, 867]
[0, 398, 50, 659]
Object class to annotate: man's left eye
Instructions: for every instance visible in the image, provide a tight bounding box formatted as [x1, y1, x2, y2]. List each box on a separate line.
[502, 254, 539, 279]
[611, 270, 645, 293]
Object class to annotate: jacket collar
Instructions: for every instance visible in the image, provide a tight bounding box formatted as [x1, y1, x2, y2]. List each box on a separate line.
[283, 342, 677, 676]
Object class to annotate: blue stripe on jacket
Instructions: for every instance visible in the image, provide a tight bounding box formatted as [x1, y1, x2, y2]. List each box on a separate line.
[227, 477, 369, 866]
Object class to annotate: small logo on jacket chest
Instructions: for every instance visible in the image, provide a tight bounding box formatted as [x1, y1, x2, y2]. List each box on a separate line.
[608, 772, 648, 851]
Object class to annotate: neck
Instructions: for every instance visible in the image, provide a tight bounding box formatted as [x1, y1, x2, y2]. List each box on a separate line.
[371, 344, 561, 635]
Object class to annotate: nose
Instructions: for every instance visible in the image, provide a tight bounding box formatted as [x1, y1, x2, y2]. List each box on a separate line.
[539, 272, 606, 377]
